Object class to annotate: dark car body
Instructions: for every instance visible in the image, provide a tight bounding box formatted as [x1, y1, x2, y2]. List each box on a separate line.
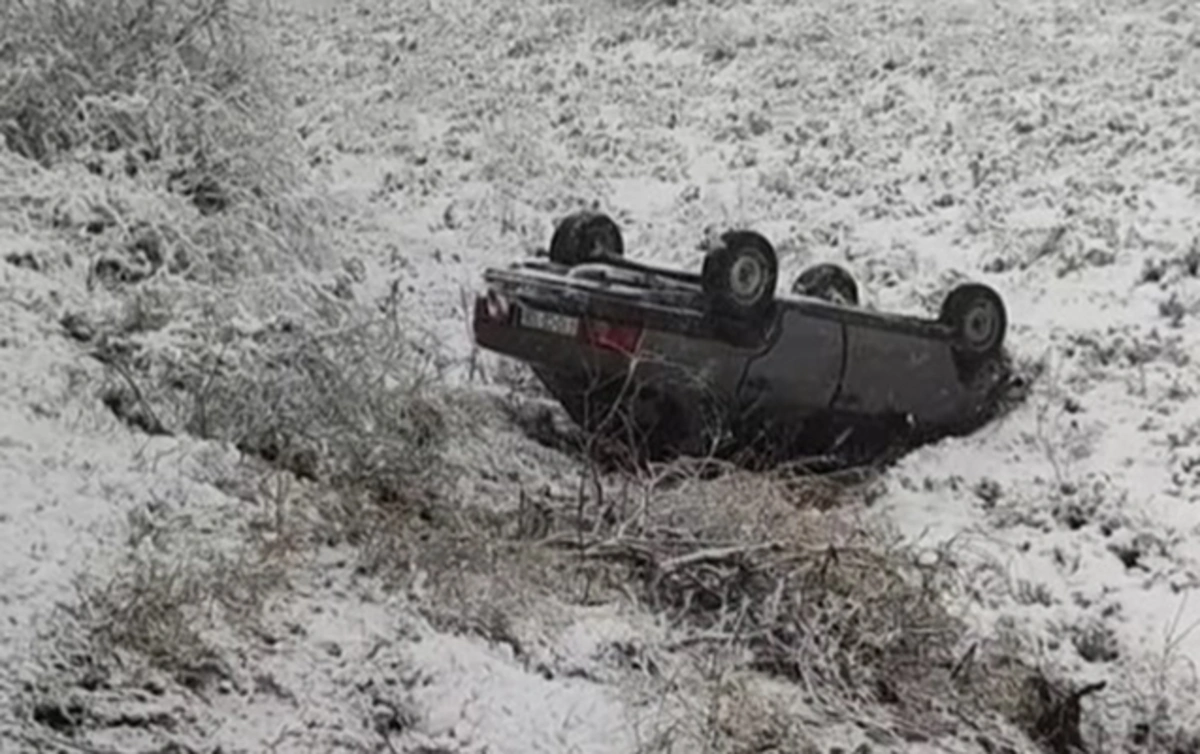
[473, 248, 1011, 465]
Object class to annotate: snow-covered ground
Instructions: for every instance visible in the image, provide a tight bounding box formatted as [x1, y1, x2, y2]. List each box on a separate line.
[3, 0, 1200, 751]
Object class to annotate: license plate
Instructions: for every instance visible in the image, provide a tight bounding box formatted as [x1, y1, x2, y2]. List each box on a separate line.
[521, 307, 577, 336]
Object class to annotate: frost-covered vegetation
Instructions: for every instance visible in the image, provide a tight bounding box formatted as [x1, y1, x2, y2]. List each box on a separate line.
[2, 0, 1199, 752]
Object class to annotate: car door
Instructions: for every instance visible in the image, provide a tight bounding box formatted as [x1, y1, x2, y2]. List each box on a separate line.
[741, 302, 846, 426]
[833, 318, 967, 425]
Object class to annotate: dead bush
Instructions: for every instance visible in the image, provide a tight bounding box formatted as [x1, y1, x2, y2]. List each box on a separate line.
[555, 469, 960, 705]
[2, 0, 273, 168]
[335, 449, 1019, 740]
[503, 463, 1048, 744]
[242, 404, 1080, 751]
[65, 543, 283, 686]
[87, 284, 452, 507]
[191, 325, 448, 503]
[0, 0, 327, 281]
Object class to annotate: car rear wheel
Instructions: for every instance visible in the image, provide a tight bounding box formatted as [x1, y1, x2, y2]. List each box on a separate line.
[701, 230, 778, 317]
[549, 210, 624, 266]
[792, 263, 859, 306]
[940, 283, 1007, 362]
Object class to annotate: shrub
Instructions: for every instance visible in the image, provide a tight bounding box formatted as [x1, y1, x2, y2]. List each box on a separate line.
[1, 0, 273, 166]
[66, 539, 284, 683]
[0, 0, 326, 280]
[186, 312, 451, 504]
[90, 286, 452, 505]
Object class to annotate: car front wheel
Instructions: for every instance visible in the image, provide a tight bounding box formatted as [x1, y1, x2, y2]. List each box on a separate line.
[548, 210, 624, 266]
[940, 283, 1007, 363]
[701, 230, 778, 317]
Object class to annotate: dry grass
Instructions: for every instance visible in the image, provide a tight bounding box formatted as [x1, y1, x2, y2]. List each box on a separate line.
[0, 0, 279, 177]
[0, 0, 345, 700]
[340, 447, 1060, 749]
[560, 468, 974, 716]
[9, 467, 313, 750]
[87, 284, 454, 506]
[631, 665, 824, 754]
[0, 0, 327, 282]
[67, 544, 284, 682]
[592, 466, 1109, 749]
[187, 316, 450, 501]
[0, 0, 454, 697]
[0, 0, 449, 700]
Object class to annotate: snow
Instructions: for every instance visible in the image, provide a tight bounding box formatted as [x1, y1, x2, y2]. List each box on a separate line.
[5, 0, 1200, 750]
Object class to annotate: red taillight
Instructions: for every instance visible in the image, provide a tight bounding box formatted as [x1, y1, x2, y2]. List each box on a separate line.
[475, 290, 510, 323]
[579, 319, 643, 355]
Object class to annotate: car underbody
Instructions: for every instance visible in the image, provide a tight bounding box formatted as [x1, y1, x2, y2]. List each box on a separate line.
[474, 211, 1015, 467]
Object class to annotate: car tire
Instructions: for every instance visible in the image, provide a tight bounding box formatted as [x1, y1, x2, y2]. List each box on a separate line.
[549, 210, 624, 266]
[792, 263, 859, 306]
[940, 283, 1007, 362]
[701, 230, 778, 317]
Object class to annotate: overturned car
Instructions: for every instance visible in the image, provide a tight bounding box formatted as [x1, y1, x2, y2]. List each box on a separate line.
[473, 210, 1011, 465]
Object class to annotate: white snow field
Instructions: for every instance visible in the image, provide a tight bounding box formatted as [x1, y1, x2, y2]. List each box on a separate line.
[2, 0, 1199, 752]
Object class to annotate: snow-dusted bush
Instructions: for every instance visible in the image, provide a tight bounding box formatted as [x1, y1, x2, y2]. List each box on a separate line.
[0, 0, 326, 281]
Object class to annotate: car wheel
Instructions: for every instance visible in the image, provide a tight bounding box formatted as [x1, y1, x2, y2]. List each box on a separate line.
[940, 283, 1007, 360]
[549, 210, 624, 266]
[792, 263, 859, 306]
[701, 230, 779, 317]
